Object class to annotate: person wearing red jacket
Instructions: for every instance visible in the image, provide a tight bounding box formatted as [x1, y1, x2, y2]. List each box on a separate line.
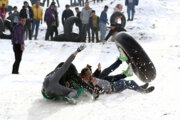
[0, 4, 6, 21]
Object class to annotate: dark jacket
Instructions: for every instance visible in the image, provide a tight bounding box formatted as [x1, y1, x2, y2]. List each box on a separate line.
[12, 11, 19, 23]
[62, 9, 74, 25]
[105, 24, 126, 41]
[44, 7, 55, 22]
[19, 6, 33, 19]
[11, 24, 24, 44]
[89, 15, 99, 30]
[76, 12, 81, 18]
[54, 10, 59, 27]
[99, 10, 108, 23]
[125, 0, 139, 6]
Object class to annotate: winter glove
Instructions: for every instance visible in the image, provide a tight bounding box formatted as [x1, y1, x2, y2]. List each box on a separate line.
[77, 44, 87, 52]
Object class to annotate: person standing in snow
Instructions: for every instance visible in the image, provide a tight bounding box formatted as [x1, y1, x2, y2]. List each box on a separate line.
[31, 0, 43, 40]
[51, 5, 59, 39]
[0, 4, 6, 21]
[80, 1, 92, 42]
[44, 2, 55, 40]
[19, 1, 33, 40]
[103, 23, 126, 43]
[42, 44, 87, 104]
[75, 7, 81, 19]
[89, 10, 99, 42]
[12, 6, 20, 27]
[11, 18, 26, 74]
[125, 0, 139, 21]
[61, 4, 74, 26]
[99, 5, 108, 42]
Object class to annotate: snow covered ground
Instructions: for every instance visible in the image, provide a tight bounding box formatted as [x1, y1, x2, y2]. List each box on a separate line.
[1, 0, 180, 120]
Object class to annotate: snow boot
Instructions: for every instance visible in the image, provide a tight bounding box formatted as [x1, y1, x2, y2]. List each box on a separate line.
[118, 47, 127, 61]
[64, 96, 77, 104]
[140, 83, 149, 89]
[144, 86, 155, 93]
[123, 64, 133, 77]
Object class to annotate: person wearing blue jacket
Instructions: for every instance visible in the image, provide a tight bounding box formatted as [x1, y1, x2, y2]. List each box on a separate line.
[99, 5, 108, 41]
[125, 0, 139, 21]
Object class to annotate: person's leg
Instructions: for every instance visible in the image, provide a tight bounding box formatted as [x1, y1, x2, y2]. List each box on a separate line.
[45, 21, 52, 40]
[31, 19, 36, 39]
[92, 29, 94, 42]
[35, 20, 40, 39]
[111, 80, 145, 93]
[102, 23, 106, 40]
[81, 24, 86, 42]
[100, 22, 106, 41]
[127, 5, 131, 20]
[131, 4, 135, 20]
[56, 0, 60, 7]
[12, 44, 23, 74]
[43, 0, 46, 6]
[27, 19, 32, 40]
[87, 24, 91, 42]
[99, 59, 122, 78]
[102, 74, 126, 82]
[47, 0, 49, 7]
[95, 29, 99, 42]
[55, 26, 58, 36]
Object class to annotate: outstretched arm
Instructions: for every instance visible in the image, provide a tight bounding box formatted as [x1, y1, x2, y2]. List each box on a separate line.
[51, 44, 87, 83]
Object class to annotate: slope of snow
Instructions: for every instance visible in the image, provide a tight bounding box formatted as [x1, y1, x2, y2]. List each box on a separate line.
[0, 0, 180, 120]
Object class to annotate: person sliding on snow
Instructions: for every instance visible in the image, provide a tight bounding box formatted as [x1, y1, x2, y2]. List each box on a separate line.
[103, 23, 126, 43]
[42, 44, 87, 104]
[80, 48, 154, 95]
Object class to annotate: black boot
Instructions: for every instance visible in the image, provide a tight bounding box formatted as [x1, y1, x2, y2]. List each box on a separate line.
[140, 83, 149, 89]
[144, 86, 155, 93]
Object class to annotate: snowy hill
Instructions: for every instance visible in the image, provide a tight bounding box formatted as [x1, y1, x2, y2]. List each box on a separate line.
[0, 0, 180, 120]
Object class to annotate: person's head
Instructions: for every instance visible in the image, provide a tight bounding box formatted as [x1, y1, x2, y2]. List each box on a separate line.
[85, 1, 89, 8]
[116, 4, 123, 11]
[54, 5, 57, 11]
[35, 0, 40, 7]
[75, 7, 79, 13]
[13, 6, 17, 12]
[8, 12, 12, 17]
[81, 68, 92, 82]
[111, 23, 116, 30]
[50, 2, 55, 9]
[24, 1, 29, 8]
[19, 18, 26, 26]
[65, 4, 70, 10]
[2, 4, 6, 9]
[91, 10, 95, 16]
[104, 5, 108, 11]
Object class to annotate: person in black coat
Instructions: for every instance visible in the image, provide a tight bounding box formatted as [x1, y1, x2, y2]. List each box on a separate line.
[19, 1, 33, 40]
[103, 23, 126, 43]
[75, 7, 81, 19]
[61, 4, 74, 26]
[51, 5, 59, 39]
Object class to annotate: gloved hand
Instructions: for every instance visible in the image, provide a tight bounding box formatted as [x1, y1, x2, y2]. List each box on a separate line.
[77, 44, 87, 52]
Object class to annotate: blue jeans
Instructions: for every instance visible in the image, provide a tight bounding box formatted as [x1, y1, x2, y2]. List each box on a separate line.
[31, 19, 40, 39]
[99, 22, 106, 41]
[127, 3, 135, 20]
[99, 59, 126, 82]
[111, 80, 145, 92]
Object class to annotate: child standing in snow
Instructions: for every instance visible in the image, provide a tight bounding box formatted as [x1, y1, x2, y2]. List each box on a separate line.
[11, 18, 26, 74]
